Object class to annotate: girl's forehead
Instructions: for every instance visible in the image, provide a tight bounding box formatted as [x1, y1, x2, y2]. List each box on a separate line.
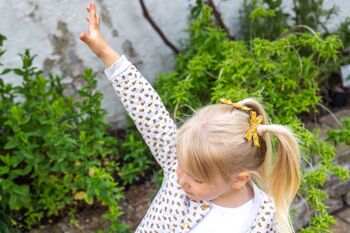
[176, 159, 188, 171]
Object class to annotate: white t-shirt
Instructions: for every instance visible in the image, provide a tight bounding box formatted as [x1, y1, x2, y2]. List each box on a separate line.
[190, 198, 254, 233]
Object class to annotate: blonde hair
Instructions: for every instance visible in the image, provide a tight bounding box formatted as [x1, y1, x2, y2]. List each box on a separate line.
[176, 98, 301, 233]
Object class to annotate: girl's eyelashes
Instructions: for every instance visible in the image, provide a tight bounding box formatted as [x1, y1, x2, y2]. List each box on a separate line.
[194, 179, 204, 184]
[186, 172, 202, 183]
[180, 167, 204, 183]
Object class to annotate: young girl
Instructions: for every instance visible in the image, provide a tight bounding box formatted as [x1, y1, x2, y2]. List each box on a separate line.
[80, 3, 301, 233]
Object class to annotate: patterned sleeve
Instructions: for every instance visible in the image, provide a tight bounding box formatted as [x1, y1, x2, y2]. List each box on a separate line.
[104, 55, 177, 173]
[268, 216, 278, 233]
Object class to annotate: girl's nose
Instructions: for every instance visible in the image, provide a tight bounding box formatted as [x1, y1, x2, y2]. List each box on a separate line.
[178, 176, 185, 186]
[176, 164, 190, 188]
[177, 173, 190, 189]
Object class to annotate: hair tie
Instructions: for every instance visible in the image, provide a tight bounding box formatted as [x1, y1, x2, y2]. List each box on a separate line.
[256, 124, 266, 136]
[219, 98, 263, 147]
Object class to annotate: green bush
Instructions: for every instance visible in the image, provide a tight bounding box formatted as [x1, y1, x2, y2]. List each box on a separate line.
[239, 0, 288, 40]
[0, 36, 129, 232]
[154, 4, 349, 232]
[240, 0, 339, 40]
[240, 0, 350, 99]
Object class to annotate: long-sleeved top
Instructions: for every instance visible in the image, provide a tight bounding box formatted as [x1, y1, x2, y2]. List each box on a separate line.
[105, 55, 278, 233]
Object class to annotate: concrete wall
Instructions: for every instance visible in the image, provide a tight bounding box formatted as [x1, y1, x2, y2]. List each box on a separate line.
[1, 0, 349, 126]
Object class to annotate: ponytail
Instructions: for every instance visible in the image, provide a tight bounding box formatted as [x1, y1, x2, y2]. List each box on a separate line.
[265, 125, 301, 232]
[239, 98, 301, 233]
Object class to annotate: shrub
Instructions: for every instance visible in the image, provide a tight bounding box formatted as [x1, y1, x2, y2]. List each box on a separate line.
[239, 0, 339, 40]
[240, 0, 350, 103]
[0, 35, 130, 232]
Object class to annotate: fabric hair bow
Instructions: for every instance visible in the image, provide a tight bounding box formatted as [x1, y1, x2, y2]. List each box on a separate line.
[219, 98, 263, 147]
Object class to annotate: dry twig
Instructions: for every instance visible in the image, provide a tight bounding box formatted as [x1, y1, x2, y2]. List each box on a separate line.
[206, 0, 235, 40]
[139, 0, 180, 55]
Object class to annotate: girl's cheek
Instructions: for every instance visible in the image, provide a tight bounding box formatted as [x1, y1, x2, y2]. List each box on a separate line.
[176, 165, 185, 183]
[176, 165, 181, 178]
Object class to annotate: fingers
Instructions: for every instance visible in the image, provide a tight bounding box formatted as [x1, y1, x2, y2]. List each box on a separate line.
[86, 2, 98, 30]
[96, 14, 100, 27]
[89, 2, 97, 19]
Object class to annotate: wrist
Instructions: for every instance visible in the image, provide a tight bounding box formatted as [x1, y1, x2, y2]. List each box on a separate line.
[97, 46, 121, 68]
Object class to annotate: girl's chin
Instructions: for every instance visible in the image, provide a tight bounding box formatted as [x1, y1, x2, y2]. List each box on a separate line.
[186, 193, 201, 201]
[185, 192, 195, 198]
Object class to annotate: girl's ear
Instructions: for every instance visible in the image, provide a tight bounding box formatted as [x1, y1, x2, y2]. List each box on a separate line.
[231, 172, 251, 189]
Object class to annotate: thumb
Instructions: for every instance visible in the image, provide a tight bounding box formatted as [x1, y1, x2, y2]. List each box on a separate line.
[79, 31, 90, 44]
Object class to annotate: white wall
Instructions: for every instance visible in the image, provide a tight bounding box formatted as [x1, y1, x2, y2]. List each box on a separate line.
[0, 0, 349, 126]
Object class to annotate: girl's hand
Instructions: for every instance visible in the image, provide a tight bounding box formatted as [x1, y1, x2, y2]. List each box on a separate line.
[80, 2, 120, 68]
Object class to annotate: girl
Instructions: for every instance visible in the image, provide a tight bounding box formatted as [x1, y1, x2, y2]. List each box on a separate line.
[80, 3, 301, 233]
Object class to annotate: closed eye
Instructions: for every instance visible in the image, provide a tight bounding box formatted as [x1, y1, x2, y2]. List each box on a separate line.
[194, 179, 204, 184]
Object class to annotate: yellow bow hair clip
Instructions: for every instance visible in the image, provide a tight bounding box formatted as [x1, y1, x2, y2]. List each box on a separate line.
[219, 98, 252, 111]
[219, 98, 263, 147]
[245, 111, 263, 147]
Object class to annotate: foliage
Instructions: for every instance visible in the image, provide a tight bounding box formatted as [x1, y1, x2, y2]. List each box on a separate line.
[239, 0, 289, 40]
[336, 17, 350, 66]
[154, 4, 349, 232]
[292, 0, 338, 33]
[328, 117, 350, 145]
[337, 17, 350, 49]
[0, 38, 129, 232]
[117, 117, 154, 186]
[240, 0, 339, 40]
[240, 0, 350, 103]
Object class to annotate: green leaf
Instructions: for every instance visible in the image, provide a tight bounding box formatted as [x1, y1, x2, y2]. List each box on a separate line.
[12, 68, 24, 76]
[0, 166, 10, 175]
[4, 138, 20, 150]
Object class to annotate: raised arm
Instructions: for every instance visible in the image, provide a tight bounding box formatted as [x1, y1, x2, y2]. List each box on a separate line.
[80, 2, 177, 173]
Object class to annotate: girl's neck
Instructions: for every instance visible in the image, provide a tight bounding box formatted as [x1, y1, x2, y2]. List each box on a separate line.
[211, 183, 254, 208]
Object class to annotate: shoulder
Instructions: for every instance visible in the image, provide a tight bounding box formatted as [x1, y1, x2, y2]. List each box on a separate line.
[249, 184, 277, 232]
